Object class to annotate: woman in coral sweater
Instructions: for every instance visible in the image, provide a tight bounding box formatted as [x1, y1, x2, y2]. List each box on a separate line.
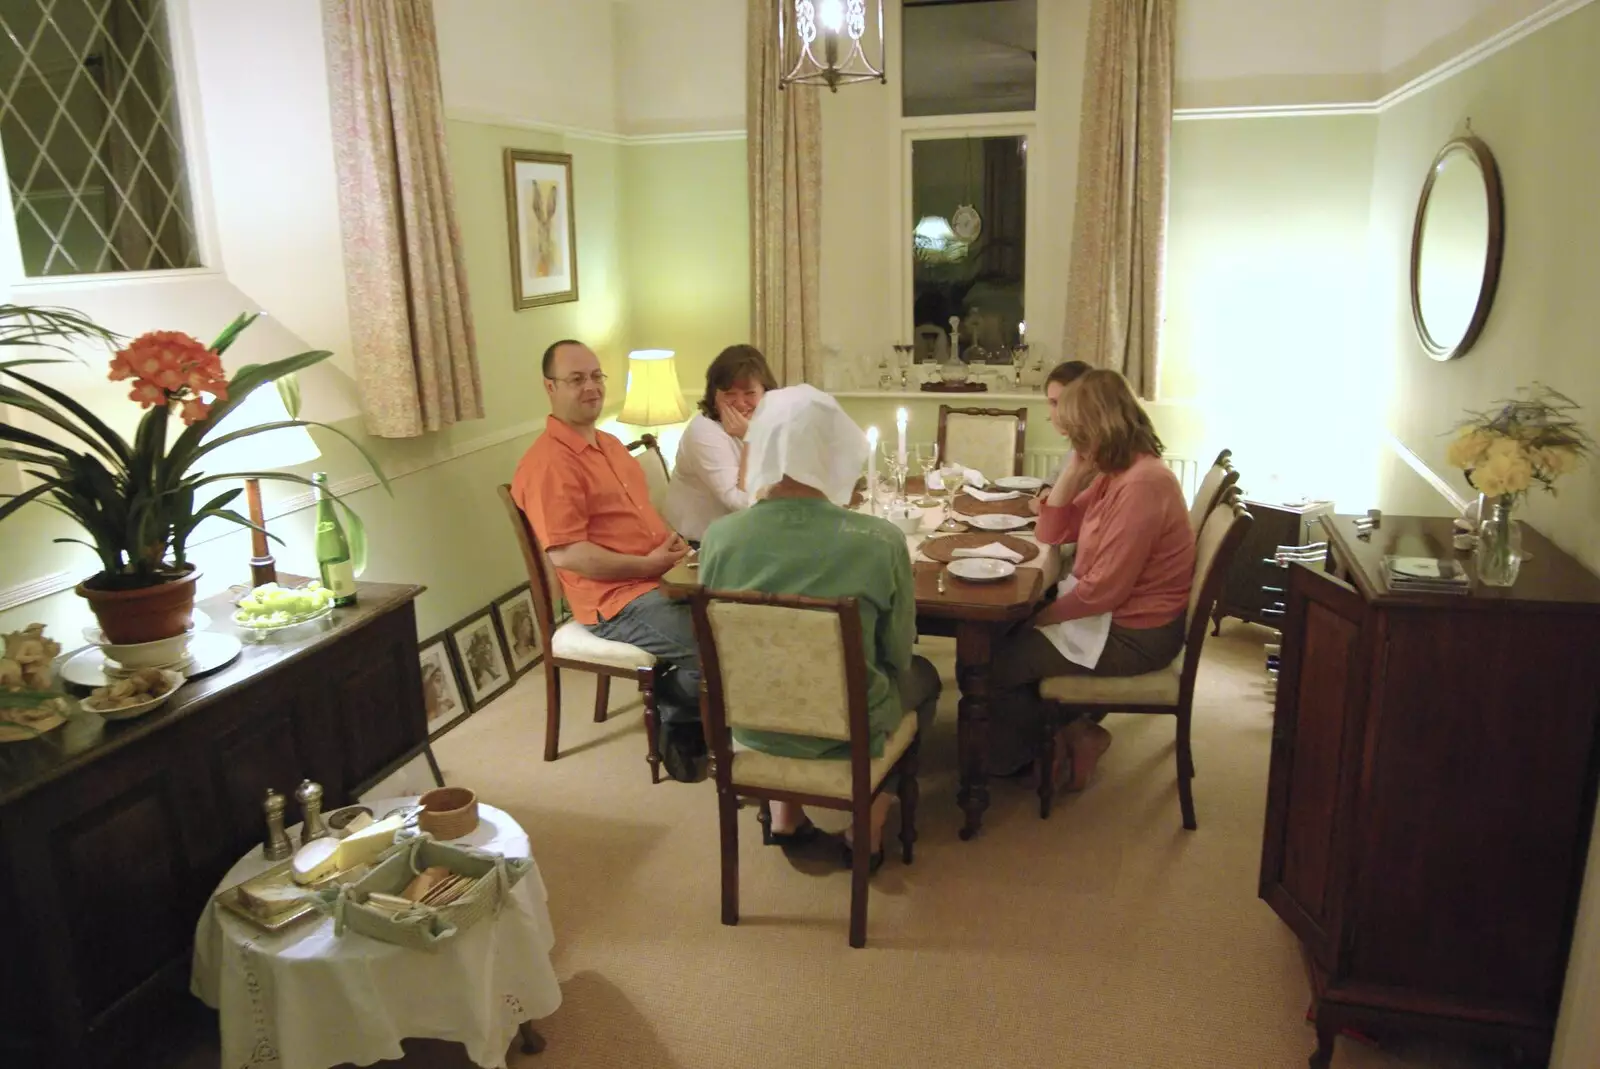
[987, 369, 1196, 789]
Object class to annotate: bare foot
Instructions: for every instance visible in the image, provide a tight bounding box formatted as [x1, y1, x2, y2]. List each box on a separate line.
[1059, 720, 1113, 792]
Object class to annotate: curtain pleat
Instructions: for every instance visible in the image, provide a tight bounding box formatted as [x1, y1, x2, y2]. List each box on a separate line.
[323, 0, 481, 437]
[747, 0, 823, 387]
[1061, 0, 1174, 399]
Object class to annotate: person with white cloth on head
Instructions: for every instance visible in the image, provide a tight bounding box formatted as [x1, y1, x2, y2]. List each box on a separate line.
[698, 385, 941, 874]
[986, 369, 1195, 792]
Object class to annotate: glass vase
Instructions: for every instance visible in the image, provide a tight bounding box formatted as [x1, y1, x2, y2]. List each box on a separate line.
[1474, 496, 1522, 587]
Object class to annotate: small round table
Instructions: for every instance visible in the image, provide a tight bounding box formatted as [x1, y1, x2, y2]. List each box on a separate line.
[192, 798, 562, 1069]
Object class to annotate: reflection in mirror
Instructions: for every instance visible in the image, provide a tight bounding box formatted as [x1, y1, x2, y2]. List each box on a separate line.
[1410, 136, 1503, 361]
[911, 135, 1026, 364]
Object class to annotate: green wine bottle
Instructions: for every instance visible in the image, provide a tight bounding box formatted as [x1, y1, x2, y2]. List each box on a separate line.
[312, 472, 357, 607]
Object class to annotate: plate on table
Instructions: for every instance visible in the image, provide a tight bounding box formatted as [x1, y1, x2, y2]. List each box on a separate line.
[60, 630, 242, 689]
[994, 475, 1045, 492]
[946, 558, 1017, 583]
[921, 533, 1039, 564]
[962, 513, 1032, 532]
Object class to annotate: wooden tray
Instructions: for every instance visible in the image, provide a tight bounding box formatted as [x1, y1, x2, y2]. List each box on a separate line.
[953, 491, 1033, 516]
[921, 533, 1039, 564]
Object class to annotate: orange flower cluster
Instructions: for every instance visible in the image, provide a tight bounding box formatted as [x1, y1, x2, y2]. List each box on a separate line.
[108, 331, 230, 424]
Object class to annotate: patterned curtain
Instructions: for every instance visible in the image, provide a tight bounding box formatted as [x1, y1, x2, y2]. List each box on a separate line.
[1061, 0, 1175, 400]
[747, 0, 822, 387]
[322, 0, 481, 437]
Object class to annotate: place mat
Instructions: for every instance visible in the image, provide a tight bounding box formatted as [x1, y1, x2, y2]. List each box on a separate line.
[953, 491, 1033, 516]
[920, 533, 1040, 564]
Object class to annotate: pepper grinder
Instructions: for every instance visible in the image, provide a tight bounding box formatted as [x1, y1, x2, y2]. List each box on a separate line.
[262, 787, 293, 861]
[294, 779, 331, 847]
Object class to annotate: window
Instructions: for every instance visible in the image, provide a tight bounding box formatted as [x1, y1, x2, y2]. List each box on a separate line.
[0, 0, 200, 276]
[902, 0, 1037, 117]
[910, 134, 1025, 361]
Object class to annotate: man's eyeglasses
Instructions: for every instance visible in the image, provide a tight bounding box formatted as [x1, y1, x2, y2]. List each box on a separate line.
[547, 372, 608, 388]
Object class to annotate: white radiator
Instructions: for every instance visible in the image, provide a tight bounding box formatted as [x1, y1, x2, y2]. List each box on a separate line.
[1023, 449, 1202, 504]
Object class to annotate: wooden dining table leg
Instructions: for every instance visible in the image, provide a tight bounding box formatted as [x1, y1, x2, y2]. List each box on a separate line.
[955, 620, 995, 840]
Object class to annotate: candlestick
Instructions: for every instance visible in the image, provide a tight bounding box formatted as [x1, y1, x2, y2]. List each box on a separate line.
[1018, 320, 1027, 344]
[866, 426, 879, 516]
[895, 407, 908, 470]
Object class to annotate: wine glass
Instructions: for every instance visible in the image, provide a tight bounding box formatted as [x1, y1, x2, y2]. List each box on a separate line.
[880, 443, 908, 507]
[933, 463, 965, 532]
[914, 443, 939, 506]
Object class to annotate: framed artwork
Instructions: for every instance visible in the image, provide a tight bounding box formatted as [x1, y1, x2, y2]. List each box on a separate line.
[504, 148, 578, 309]
[418, 633, 469, 739]
[492, 584, 542, 677]
[448, 607, 515, 711]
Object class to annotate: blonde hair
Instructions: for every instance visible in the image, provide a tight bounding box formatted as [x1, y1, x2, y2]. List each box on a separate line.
[1059, 369, 1164, 472]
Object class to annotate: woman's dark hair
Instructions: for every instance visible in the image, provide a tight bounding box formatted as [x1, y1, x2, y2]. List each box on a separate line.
[699, 344, 777, 421]
[1045, 360, 1091, 391]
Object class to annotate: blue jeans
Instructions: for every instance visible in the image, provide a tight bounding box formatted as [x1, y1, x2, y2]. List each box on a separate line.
[589, 589, 702, 725]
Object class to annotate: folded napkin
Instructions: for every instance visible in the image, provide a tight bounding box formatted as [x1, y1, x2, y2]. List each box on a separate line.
[927, 464, 988, 491]
[963, 486, 1021, 502]
[950, 542, 1025, 563]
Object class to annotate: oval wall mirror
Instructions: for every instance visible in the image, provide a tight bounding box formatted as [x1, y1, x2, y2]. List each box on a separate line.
[1410, 134, 1504, 361]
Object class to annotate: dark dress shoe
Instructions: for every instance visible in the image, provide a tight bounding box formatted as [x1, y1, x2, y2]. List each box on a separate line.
[839, 840, 885, 875]
[659, 724, 703, 783]
[762, 817, 820, 847]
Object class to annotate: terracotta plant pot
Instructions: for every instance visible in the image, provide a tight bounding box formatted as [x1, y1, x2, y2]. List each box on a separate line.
[76, 567, 200, 646]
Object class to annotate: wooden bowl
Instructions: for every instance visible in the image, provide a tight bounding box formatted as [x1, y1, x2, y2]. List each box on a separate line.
[417, 787, 478, 840]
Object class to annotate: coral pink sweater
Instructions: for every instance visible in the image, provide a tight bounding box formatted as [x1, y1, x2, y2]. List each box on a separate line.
[1036, 454, 1195, 629]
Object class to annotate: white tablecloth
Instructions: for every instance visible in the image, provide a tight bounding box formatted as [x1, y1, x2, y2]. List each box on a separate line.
[192, 798, 562, 1069]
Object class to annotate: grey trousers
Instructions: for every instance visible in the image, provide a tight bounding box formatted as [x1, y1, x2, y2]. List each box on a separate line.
[984, 614, 1186, 776]
[589, 589, 702, 724]
[887, 655, 941, 791]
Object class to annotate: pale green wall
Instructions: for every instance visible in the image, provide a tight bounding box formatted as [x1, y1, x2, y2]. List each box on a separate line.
[1363, 8, 1600, 1065]
[619, 138, 750, 393]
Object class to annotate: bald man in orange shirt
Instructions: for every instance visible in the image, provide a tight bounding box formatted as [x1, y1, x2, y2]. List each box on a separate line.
[511, 340, 702, 781]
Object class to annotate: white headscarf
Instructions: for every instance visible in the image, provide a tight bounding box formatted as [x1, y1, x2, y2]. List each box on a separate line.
[744, 384, 868, 507]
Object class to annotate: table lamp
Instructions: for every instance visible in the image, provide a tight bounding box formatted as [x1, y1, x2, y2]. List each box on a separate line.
[612, 349, 691, 460]
[201, 380, 321, 586]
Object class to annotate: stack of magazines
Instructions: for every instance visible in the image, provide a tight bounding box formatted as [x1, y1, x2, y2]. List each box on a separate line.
[1384, 556, 1471, 595]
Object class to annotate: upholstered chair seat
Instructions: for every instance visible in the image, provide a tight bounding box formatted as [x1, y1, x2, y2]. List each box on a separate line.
[728, 711, 919, 798]
[1038, 659, 1181, 706]
[549, 622, 656, 670]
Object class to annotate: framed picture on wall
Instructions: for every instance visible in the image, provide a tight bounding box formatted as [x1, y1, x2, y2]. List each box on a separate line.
[418, 633, 469, 739]
[448, 607, 515, 711]
[504, 148, 578, 309]
[492, 584, 542, 678]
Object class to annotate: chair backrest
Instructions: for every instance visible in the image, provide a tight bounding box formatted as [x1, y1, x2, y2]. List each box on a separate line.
[1187, 451, 1239, 536]
[497, 484, 561, 660]
[626, 434, 670, 515]
[937, 405, 1027, 478]
[688, 588, 876, 795]
[1176, 498, 1253, 699]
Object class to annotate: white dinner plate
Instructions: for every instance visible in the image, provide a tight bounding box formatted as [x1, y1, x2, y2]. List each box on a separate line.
[946, 558, 1017, 583]
[994, 475, 1045, 492]
[962, 513, 1031, 532]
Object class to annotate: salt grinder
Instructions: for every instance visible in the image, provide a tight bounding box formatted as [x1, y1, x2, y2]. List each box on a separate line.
[262, 788, 293, 861]
[295, 779, 331, 847]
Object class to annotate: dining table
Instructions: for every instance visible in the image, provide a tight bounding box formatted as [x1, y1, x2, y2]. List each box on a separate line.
[659, 476, 1060, 840]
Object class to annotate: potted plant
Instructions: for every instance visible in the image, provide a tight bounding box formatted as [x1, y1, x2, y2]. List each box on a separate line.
[0, 306, 386, 643]
[1444, 383, 1592, 586]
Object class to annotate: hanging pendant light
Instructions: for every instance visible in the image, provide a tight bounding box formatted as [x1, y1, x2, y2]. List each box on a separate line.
[778, 0, 887, 92]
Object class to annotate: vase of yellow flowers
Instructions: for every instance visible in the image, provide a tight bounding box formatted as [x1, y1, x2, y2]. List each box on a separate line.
[1444, 384, 1591, 587]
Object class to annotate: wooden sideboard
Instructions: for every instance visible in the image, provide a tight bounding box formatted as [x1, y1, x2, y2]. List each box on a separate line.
[1213, 498, 1334, 631]
[1260, 516, 1600, 1067]
[0, 581, 427, 1069]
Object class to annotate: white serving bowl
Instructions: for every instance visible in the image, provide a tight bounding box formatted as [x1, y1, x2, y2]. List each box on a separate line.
[100, 632, 193, 671]
[81, 669, 186, 721]
[886, 508, 924, 535]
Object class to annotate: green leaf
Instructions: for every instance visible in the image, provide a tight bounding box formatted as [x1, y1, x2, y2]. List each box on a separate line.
[207, 312, 259, 356]
[0, 447, 71, 474]
[164, 350, 333, 474]
[335, 495, 369, 576]
[0, 303, 120, 351]
[276, 372, 302, 419]
[0, 421, 75, 456]
[0, 386, 122, 464]
[0, 477, 64, 523]
[2, 369, 133, 465]
[188, 418, 392, 495]
[185, 507, 284, 544]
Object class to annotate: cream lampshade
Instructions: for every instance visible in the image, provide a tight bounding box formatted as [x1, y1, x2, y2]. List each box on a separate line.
[200, 381, 321, 587]
[618, 349, 690, 427]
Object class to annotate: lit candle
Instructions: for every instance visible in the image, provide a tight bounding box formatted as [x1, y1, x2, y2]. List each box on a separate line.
[896, 407, 908, 470]
[866, 426, 879, 515]
[1018, 320, 1027, 344]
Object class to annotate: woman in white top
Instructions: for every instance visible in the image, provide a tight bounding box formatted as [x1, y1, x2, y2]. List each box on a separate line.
[664, 344, 778, 542]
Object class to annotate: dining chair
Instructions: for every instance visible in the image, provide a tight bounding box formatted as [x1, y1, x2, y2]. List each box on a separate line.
[687, 587, 922, 949]
[936, 405, 1028, 479]
[626, 434, 671, 516]
[1187, 448, 1239, 536]
[496, 485, 664, 783]
[1034, 497, 1253, 830]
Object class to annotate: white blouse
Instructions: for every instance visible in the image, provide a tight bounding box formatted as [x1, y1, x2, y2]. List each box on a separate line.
[664, 413, 750, 540]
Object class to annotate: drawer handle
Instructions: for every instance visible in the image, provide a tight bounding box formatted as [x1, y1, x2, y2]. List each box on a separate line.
[1261, 607, 1285, 618]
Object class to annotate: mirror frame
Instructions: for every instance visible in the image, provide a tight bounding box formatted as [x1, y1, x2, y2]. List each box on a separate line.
[1409, 134, 1505, 362]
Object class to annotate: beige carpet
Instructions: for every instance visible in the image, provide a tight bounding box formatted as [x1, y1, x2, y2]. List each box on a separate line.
[406, 623, 1499, 1069]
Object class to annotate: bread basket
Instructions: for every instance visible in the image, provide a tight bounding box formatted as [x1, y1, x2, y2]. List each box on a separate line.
[417, 786, 478, 839]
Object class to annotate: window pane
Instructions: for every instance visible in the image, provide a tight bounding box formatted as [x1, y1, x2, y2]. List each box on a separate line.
[0, 0, 200, 276]
[902, 0, 1037, 117]
[911, 135, 1025, 363]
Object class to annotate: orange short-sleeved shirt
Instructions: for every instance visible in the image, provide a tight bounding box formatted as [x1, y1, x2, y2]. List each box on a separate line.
[511, 415, 670, 625]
